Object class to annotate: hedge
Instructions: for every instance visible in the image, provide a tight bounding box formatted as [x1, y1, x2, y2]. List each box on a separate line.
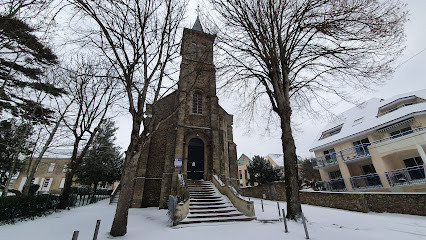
[0, 194, 60, 224]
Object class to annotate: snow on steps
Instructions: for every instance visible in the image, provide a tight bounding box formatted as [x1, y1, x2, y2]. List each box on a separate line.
[110, 190, 120, 204]
[179, 180, 255, 225]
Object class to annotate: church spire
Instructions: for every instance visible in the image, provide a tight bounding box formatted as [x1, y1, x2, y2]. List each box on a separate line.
[192, 6, 204, 32]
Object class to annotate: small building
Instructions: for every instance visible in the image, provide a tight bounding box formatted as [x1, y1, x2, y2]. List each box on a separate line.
[266, 154, 285, 177]
[238, 154, 251, 187]
[12, 157, 70, 194]
[309, 90, 426, 192]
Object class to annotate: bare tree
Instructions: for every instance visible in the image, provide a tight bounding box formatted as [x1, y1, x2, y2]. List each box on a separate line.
[210, 0, 406, 220]
[65, 0, 186, 235]
[56, 59, 119, 209]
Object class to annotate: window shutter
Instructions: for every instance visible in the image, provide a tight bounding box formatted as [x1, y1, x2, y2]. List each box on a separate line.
[18, 177, 27, 191]
[38, 178, 45, 191]
[59, 178, 65, 189]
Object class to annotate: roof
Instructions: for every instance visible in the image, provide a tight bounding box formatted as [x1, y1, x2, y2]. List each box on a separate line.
[309, 89, 426, 152]
[238, 154, 251, 166]
[267, 154, 284, 167]
[192, 16, 204, 32]
[41, 148, 73, 159]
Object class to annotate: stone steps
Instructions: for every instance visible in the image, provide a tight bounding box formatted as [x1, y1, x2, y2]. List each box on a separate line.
[179, 180, 255, 225]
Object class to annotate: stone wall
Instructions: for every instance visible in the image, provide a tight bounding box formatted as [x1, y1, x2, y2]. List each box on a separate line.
[240, 182, 426, 216]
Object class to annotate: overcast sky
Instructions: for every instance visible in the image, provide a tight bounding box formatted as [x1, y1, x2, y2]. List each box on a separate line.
[115, 0, 426, 160]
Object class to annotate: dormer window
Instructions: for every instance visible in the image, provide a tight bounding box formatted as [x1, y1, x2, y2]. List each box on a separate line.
[319, 125, 343, 140]
[377, 95, 425, 117]
[192, 92, 202, 114]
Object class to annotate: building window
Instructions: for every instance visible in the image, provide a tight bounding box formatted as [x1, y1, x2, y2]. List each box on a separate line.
[43, 178, 51, 188]
[403, 156, 423, 168]
[361, 164, 376, 174]
[353, 138, 370, 155]
[63, 164, 68, 173]
[48, 163, 55, 173]
[352, 117, 364, 126]
[59, 178, 65, 189]
[244, 170, 248, 180]
[323, 148, 337, 163]
[377, 95, 425, 117]
[329, 170, 342, 179]
[239, 170, 242, 179]
[390, 126, 412, 139]
[192, 93, 202, 114]
[319, 125, 343, 140]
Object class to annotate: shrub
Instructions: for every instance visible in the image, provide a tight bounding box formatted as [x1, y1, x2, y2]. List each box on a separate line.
[0, 194, 60, 224]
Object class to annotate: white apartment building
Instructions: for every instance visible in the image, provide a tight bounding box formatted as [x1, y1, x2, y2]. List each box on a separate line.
[309, 90, 426, 192]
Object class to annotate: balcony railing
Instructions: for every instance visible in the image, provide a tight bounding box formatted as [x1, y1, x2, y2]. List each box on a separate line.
[371, 127, 425, 144]
[350, 173, 382, 190]
[316, 178, 346, 191]
[386, 165, 426, 187]
[311, 152, 339, 169]
[341, 143, 371, 163]
[311, 127, 426, 169]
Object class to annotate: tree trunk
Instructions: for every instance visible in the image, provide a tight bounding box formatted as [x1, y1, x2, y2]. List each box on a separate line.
[110, 140, 142, 237]
[279, 108, 302, 220]
[2, 154, 18, 197]
[22, 104, 71, 196]
[58, 169, 75, 209]
[91, 181, 99, 203]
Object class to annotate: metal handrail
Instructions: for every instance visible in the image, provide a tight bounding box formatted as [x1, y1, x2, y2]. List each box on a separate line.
[385, 165, 426, 187]
[370, 127, 425, 145]
[310, 127, 425, 168]
[350, 173, 383, 189]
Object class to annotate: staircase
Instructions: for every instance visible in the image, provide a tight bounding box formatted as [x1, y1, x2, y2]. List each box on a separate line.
[110, 190, 120, 204]
[179, 180, 255, 225]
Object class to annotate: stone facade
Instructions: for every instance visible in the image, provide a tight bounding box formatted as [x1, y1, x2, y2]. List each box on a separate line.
[240, 182, 426, 216]
[131, 25, 238, 208]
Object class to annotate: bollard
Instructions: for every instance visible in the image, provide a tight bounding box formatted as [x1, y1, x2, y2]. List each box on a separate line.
[281, 209, 288, 233]
[72, 231, 79, 240]
[93, 219, 101, 240]
[277, 201, 281, 217]
[301, 213, 310, 239]
[261, 199, 264, 212]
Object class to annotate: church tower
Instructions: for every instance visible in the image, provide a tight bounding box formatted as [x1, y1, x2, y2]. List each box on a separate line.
[131, 18, 238, 209]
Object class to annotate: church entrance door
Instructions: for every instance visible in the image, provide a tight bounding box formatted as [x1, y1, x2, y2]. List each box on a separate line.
[187, 138, 204, 180]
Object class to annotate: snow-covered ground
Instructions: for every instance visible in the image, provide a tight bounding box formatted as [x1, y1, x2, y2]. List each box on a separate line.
[1, 198, 425, 240]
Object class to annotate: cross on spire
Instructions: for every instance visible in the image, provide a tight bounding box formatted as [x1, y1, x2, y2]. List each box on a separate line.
[192, 5, 204, 32]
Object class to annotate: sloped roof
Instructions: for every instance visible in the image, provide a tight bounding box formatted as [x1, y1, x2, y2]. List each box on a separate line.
[309, 89, 426, 151]
[267, 153, 284, 167]
[192, 16, 204, 32]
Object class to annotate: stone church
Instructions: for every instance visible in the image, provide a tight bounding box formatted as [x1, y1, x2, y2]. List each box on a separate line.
[131, 18, 238, 208]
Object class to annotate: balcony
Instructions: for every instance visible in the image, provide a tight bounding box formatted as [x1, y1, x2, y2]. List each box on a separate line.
[316, 178, 346, 191]
[350, 173, 382, 190]
[386, 165, 426, 187]
[311, 127, 426, 169]
[341, 144, 371, 163]
[311, 152, 339, 169]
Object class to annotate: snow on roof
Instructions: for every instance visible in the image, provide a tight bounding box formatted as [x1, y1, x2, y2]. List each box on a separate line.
[309, 89, 426, 152]
[267, 154, 284, 167]
[41, 148, 73, 159]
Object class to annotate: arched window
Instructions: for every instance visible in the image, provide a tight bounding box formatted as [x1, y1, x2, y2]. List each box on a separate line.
[192, 92, 202, 114]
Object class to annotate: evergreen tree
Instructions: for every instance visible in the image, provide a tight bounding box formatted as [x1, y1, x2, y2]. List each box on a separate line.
[0, 14, 65, 123]
[74, 120, 123, 194]
[0, 119, 33, 190]
[247, 155, 281, 185]
[299, 159, 321, 188]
